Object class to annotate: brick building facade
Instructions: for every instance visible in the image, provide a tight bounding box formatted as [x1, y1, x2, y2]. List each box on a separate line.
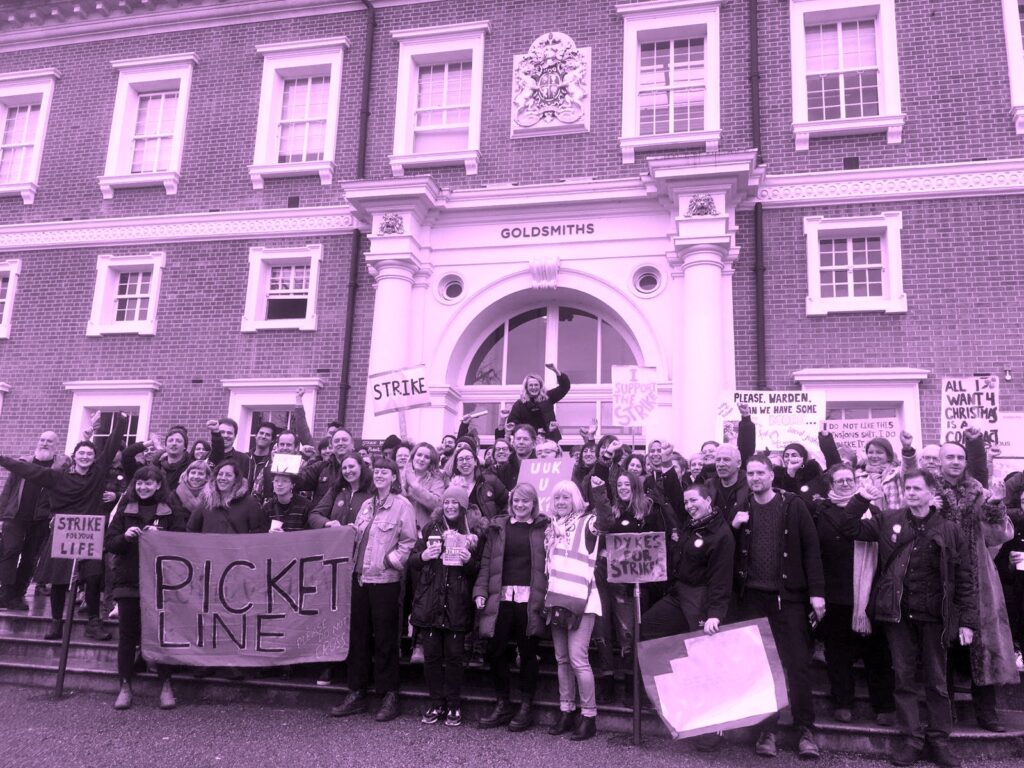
[0, 0, 1021, 467]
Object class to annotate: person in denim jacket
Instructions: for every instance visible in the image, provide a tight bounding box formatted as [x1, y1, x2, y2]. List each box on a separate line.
[330, 458, 416, 723]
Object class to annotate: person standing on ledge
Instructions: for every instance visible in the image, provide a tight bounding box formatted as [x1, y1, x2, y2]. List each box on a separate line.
[508, 364, 570, 444]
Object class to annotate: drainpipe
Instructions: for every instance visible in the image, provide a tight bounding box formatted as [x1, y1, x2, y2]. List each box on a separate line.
[337, 0, 377, 423]
[750, 0, 767, 389]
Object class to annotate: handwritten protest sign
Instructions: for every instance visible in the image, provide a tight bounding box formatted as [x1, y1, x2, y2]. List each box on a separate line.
[611, 366, 658, 428]
[140, 528, 355, 667]
[822, 418, 899, 453]
[51, 514, 105, 560]
[942, 375, 999, 446]
[517, 457, 574, 517]
[606, 532, 667, 583]
[639, 619, 788, 739]
[717, 390, 826, 450]
[368, 365, 430, 416]
[441, 530, 471, 567]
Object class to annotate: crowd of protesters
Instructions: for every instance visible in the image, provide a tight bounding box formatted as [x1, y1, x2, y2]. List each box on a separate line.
[0, 367, 1022, 768]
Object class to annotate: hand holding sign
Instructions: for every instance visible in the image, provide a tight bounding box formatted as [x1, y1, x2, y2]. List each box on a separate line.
[125, 526, 142, 540]
[704, 618, 720, 635]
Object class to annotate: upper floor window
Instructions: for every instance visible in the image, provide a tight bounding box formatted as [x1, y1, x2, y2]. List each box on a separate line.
[249, 38, 348, 190]
[803, 211, 906, 316]
[1001, 0, 1024, 134]
[390, 21, 489, 176]
[790, 0, 902, 151]
[0, 68, 60, 205]
[618, 0, 721, 163]
[0, 258, 21, 339]
[87, 252, 166, 336]
[241, 245, 321, 332]
[99, 53, 197, 199]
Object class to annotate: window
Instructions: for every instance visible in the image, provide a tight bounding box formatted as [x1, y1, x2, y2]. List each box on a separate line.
[250, 38, 348, 190]
[390, 21, 489, 176]
[221, 378, 322, 453]
[63, 380, 160, 456]
[618, 0, 721, 163]
[0, 258, 21, 339]
[1002, 0, 1024, 133]
[99, 53, 196, 199]
[86, 252, 166, 336]
[459, 304, 641, 443]
[0, 68, 60, 204]
[0, 382, 8, 419]
[241, 245, 322, 332]
[803, 211, 906, 315]
[790, 0, 903, 150]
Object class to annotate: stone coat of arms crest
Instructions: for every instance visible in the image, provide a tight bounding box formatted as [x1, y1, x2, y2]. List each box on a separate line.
[511, 32, 591, 137]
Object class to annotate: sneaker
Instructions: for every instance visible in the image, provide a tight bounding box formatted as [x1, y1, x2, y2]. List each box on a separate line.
[444, 707, 463, 727]
[84, 617, 112, 641]
[410, 644, 425, 664]
[890, 741, 921, 766]
[113, 683, 133, 711]
[797, 727, 820, 760]
[329, 690, 367, 717]
[108, 604, 119, 620]
[1015, 650, 1023, 672]
[421, 704, 444, 725]
[159, 680, 177, 710]
[755, 729, 778, 758]
[316, 668, 333, 687]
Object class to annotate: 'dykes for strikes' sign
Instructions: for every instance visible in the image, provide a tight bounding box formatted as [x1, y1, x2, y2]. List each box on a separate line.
[368, 365, 430, 416]
[51, 514, 105, 560]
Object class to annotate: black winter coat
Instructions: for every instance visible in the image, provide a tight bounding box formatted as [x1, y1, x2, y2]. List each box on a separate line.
[815, 498, 884, 607]
[105, 497, 188, 599]
[410, 518, 482, 632]
[674, 511, 735, 622]
[507, 372, 570, 442]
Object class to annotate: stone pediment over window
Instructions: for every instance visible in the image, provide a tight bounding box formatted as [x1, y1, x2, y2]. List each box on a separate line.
[510, 32, 591, 138]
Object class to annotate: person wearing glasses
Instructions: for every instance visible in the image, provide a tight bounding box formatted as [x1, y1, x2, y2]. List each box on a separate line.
[330, 459, 417, 723]
[814, 463, 896, 726]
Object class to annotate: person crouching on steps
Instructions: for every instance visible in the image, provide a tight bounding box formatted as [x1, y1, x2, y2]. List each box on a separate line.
[411, 486, 482, 728]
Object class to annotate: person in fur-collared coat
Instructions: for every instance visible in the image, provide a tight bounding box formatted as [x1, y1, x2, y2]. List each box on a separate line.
[185, 461, 268, 534]
[937, 439, 1017, 732]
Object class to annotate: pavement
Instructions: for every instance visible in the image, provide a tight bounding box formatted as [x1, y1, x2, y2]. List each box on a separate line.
[0, 683, 1015, 768]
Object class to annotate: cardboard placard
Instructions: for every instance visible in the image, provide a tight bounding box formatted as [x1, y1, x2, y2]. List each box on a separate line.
[611, 365, 658, 428]
[717, 390, 826, 451]
[605, 532, 667, 584]
[51, 514, 105, 561]
[942, 375, 999, 446]
[140, 528, 355, 667]
[441, 530, 470, 566]
[516, 457, 574, 517]
[368, 365, 430, 416]
[822, 418, 899, 452]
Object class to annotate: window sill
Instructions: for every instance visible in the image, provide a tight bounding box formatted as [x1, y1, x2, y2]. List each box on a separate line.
[249, 160, 334, 190]
[240, 316, 318, 333]
[806, 294, 907, 316]
[619, 131, 721, 164]
[1012, 105, 1024, 135]
[98, 171, 180, 200]
[0, 181, 38, 205]
[86, 320, 158, 337]
[390, 149, 480, 177]
[793, 115, 904, 151]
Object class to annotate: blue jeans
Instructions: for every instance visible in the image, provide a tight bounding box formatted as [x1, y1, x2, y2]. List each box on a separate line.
[551, 614, 597, 717]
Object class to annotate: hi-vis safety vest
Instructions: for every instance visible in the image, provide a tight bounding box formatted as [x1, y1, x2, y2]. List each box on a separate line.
[545, 513, 598, 614]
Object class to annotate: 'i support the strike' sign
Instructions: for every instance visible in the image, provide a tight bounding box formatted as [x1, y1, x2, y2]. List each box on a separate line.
[51, 514, 105, 560]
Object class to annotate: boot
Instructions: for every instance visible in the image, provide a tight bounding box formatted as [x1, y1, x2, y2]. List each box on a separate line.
[375, 691, 400, 722]
[478, 699, 515, 729]
[329, 690, 367, 717]
[797, 727, 820, 760]
[84, 617, 112, 641]
[569, 714, 597, 741]
[928, 738, 961, 768]
[113, 682, 133, 710]
[889, 740, 921, 766]
[159, 679, 177, 710]
[43, 620, 63, 640]
[547, 709, 578, 735]
[507, 700, 533, 732]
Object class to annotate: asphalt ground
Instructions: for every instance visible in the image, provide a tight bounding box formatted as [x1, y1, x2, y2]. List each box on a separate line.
[0, 683, 1015, 768]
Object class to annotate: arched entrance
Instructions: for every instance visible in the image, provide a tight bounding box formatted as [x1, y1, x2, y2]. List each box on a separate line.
[454, 299, 643, 443]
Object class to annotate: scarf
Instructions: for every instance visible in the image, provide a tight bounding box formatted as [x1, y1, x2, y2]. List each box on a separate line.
[828, 486, 857, 506]
[175, 483, 204, 515]
[544, 509, 584, 559]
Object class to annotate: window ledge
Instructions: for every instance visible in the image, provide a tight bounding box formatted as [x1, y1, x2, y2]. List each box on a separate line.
[619, 131, 721, 164]
[390, 149, 480, 177]
[806, 294, 907, 316]
[240, 316, 318, 333]
[794, 115, 904, 151]
[1013, 105, 1024, 135]
[0, 181, 38, 205]
[98, 172, 180, 200]
[86, 320, 158, 337]
[248, 161, 334, 190]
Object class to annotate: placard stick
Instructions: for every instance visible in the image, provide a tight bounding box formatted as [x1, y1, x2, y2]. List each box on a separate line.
[54, 558, 78, 699]
[633, 581, 642, 746]
[398, 409, 408, 441]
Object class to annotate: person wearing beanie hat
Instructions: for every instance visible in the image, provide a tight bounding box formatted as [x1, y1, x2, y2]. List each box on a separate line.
[774, 442, 825, 504]
[409, 480, 482, 728]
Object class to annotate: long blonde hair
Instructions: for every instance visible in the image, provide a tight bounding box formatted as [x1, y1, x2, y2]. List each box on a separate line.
[519, 373, 548, 404]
